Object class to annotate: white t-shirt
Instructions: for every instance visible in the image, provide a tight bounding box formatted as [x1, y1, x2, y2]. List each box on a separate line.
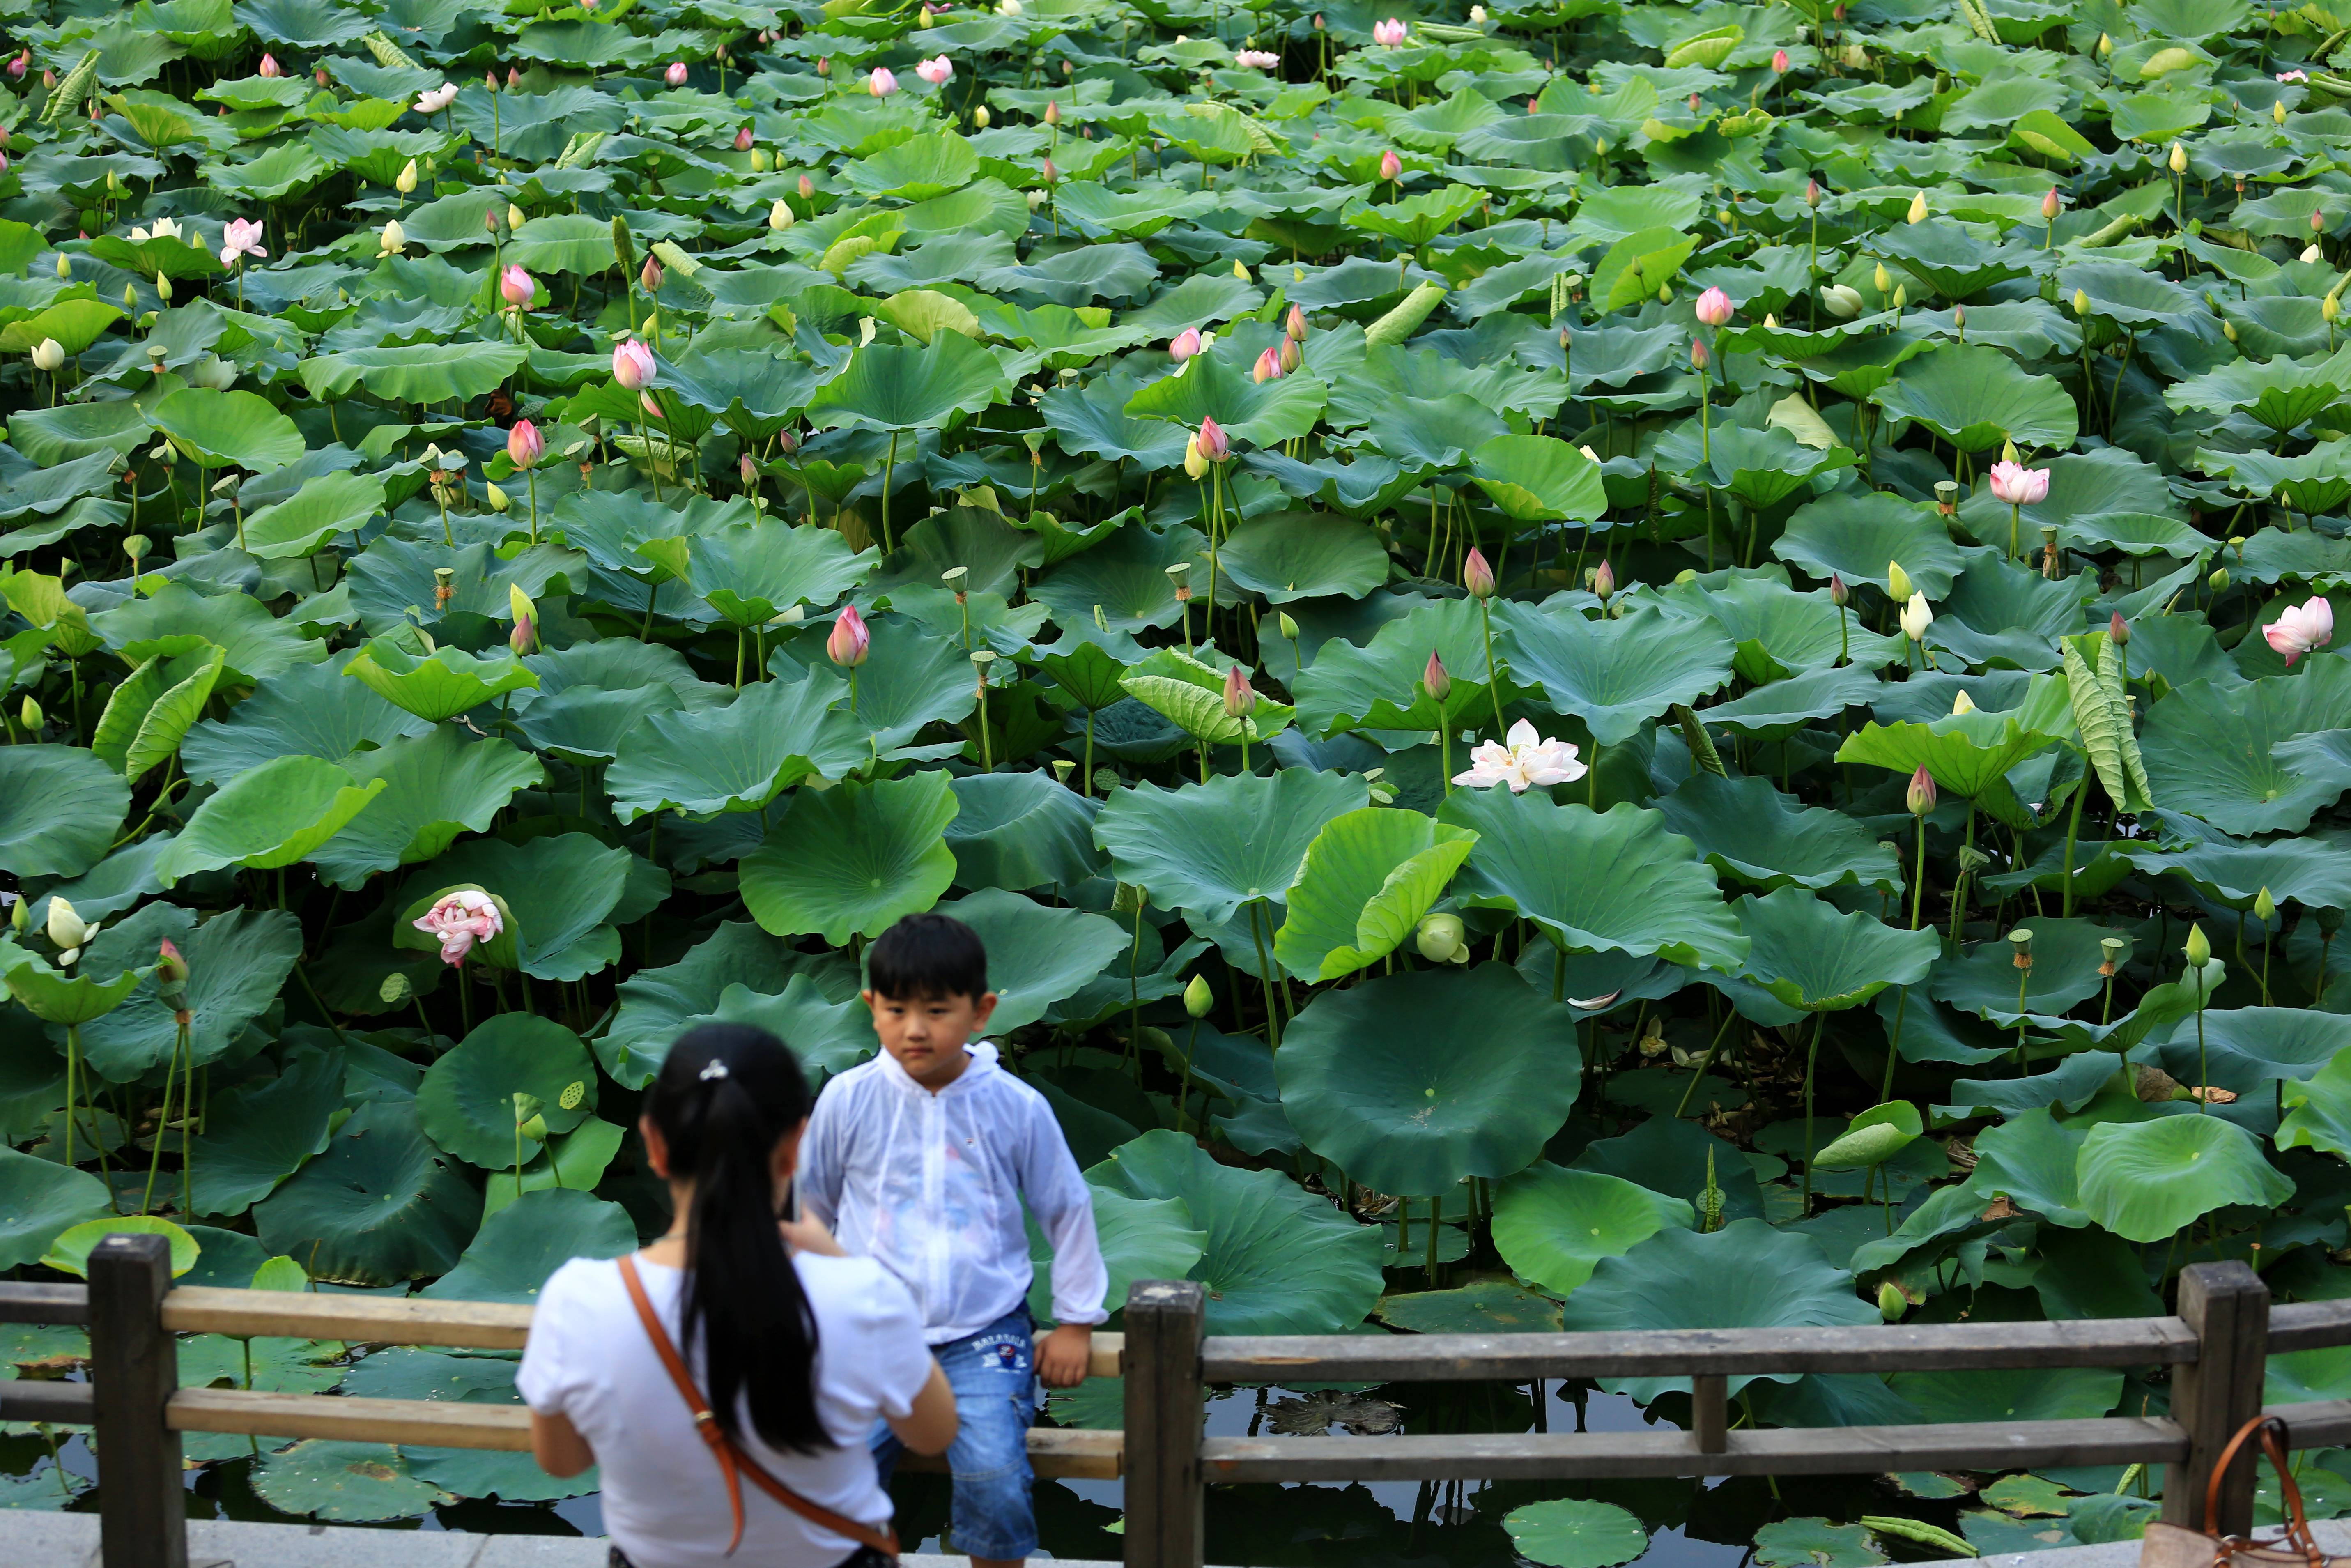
[516, 1250, 932, 1568]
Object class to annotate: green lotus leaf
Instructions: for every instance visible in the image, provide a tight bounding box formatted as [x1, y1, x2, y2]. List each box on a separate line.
[2138, 661, 2351, 835]
[92, 581, 331, 686]
[484, 1117, 629, 1219]
[41, 1215, 200, 1279]
[1121, 646, 1296, 746]
[1834, 705, 2062, 820]
[1754, 1520, 1888, 1568]
[0, 1146, 114, 1269]
[155, 754, 386, 884]
[0, 744, 131, 878]
[1469, 433, 1609, 523]
[310, 728, 545, 890]
[252, 1442, 455, 1523]
[295, 341, 529, 406]
[1774, 491, 1972, 599]
[1559, 1218, 1878, 1399]
[1656, 573, 1905, 682]
[601, 922, 822, 1088]
[740, 769, 961, 945]
[841, 131, 981, 200]
[253, 1100, 484, 1285]
[1289, 594, 1528, 738]
[239, 471, 388, 560]
[1029, 523, 1206, 634]
[606, 667, 867, 823]
[1734, 887, 1937, 1012]
[2277, 1051, 2351, 1160]
[1213, 513, 1390, 603]
[400, 833, 633, 982]
[1440, 794, 1749, 973]
[1928, 917, 2131, 1023]
[1095, 769, 1370, 926]
[934, 888, 1128, 1035]
[1121, 344, 1328, 451]
[945, 772, 1102, 892]
[1272, 807, 1478, 981]
[2076, 1114, 2292, 1243]
[344, 637, 541, 724]
[2151, 1007, 2351, 1091]
[418, 1188, 636, 1304]
[1491, 1162, 1694, 1299]
[1497, 603, 1736, 746]
[669, 978, 875, 1089]
[2165, 346, 2351, 435]
[147, 387, 305, 470]
[1871, 343, 2078, 453]
[1087, 1129, 1384, 1334]
[184, 1044, 342, 1216]
[0, 945, 149, 1026]
[1887, 1365, 2123, 1424]
[88, 644, 223, 783]
[1279, 964, 1580, 1195]
[2118, 835, 2351, 913]
[805, 331, 1010, 433]
[1374, 1278, 1563, 1334]
[1652, 772, 1904, 893]
[180, 655, 428, 787]
[676, 520, 878, 627]
[1505, 1499, 1650, 1568]
[417, 1014, 598, 1171]
[77, 906, 303, 1080]
[1811, 1101, 1922, 1170]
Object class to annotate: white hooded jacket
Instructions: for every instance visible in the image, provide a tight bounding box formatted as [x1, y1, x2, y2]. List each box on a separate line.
[798, 1042, 1109, 1345]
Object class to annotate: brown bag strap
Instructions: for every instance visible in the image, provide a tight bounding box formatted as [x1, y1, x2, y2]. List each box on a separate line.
[617, 1255, 899, 1559]
[2204, 1414, 2323, 1568]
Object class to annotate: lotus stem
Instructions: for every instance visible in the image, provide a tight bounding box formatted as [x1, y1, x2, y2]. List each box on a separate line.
[140, 1020, 187, 1217]
[1248, 897, 1282, 1051]
[2193, 963, 2210, 1112]
[2060, 770, 2089, 917]
[1426, 1194, 1440, 1285]
[2008, 500, 2021, 561]
[1799, 1008, 1826, 1215]
[881, 428, 900, 552]
[1947, 801, 1977, 950]
[1175, 1016, 1200, 1136]
[1478, 598, 1504, 736]
[1082, 709, 1095, 796]
[1880, 987, 1908, 1102]
[526, 467, 540, 547]
[1673, 1007, 1740, 1118]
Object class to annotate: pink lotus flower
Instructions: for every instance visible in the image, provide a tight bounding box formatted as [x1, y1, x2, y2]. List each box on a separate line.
[917, 55, 953, 84]
[500, 263, 534, 308]
[218, 217, 267, 269]
[1464, 547, 1494, 599]
[8, 51, 28, 80]
[1379, 148, 1402, 180]
[1170, 327, 1202, 361]
[1373, 16, 1408, 44]
[612, 337, 656, 390]
[1196, 416, 1228, 462]
[413, 890, 503, 966]
[1453, 719, 1586, 792]
[1987, 461, 2049, 506]
[2280, 69, 2310, 82]
[734, 124, 754, 150]
[666, 60, 689, 85]
[2266, 596, 2335, 666]
[1235, 49, 1280, 68]
[1694, 286, 1733, 327]
[1772, 47, 1789, 72]
[507, 419, 543, 469]
[1252, 345, 1283, 382]
[868, 66, 899, 96]
[828, 603, 870, 667]
[259, 53, 281, 77]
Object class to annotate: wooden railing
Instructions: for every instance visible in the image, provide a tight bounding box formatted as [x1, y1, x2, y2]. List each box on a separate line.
[7, 1238, 2349, 1568]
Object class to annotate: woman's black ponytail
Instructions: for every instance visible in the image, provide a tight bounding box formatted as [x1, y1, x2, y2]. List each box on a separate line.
[646, 1023, 829, 1454]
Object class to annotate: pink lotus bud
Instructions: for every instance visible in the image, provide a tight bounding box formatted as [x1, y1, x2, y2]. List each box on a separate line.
[800, 173, 816, 199]
[1223, 664, 1257, 719]
[1196, 416, 1228, 463]
[1694, 286, 1733, 327]
[7, 51, 25, 80]
[2110, 611, 2130, 646]
[1829, 573, 1848, 607]
[1278, 336, 1301, 375]
[612, 338, 657, 390]
[641, 391, 664, 420]
[666, 60, 689, 86]
[510, 608, 536, 656]
[1772, 48, 1789, 71]
[1689, 93, 1701, 110]
[1690, 337, 1710, 370]
[316, 66, 329, 85]
[741, 452, 758, 489]
[1464, 547, 1495, 599]
[868, 66, 899, 96]
[1423, 650, 1450, 701]
[1041, 156, 1057, 184]
[1170, 327, 1202, 361]
[507, 419, 544, 469]
[2042, 187, 2061, 221]
[735, 124, 754, 151]
[509, 67, 522, 87]
[817, 55, 830, 75]
[487, 70, 499, 90]
[259, 53, 281, 76]
[1374, 16, 1407, 44]
[1252, 345, 1282, 382]
[1805, 177, 1821, 207]
[1286, 303, 1308, 341]
[500, 263, 534, 308]
[640, 255, 664, 292]
[1045, 100, 1061, 124]
[777, 426, 799, 456]
[828, 604, 870, 667]
[412, 889, 504, 966]
[2319, 211, 2330, 232]
[1379, 148, 1402, 181]
[1906, 766, 1936, 816]
[41, 69, 55, 88]
[156, 937, 190, 994]
[917, 55, 953, 85]
[1592, 558, 1615, 599]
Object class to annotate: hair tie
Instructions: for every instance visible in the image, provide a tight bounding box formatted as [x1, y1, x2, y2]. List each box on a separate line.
[699, 1059, 730, 1081]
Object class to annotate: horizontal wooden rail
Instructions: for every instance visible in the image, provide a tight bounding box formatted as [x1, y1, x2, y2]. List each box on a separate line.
[0, 1282, 91, 1327]
[2265, 1300, 2351, 1353]
[2268, 1399, 2351, 1448]
[1200, 1416, 2190, 1483]
[1, 1379, 93, 1425]
[1200, 1317, 2203, 1384]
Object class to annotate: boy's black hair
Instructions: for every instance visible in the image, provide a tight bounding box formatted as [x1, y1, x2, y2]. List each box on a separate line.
[866, 912, 989, 1001]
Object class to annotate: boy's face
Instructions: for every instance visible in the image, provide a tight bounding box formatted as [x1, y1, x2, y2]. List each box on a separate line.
[864, 987, 999, 1088]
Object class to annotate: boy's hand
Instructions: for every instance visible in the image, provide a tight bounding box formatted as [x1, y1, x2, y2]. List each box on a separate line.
[1037, 1323, 1092, 1389]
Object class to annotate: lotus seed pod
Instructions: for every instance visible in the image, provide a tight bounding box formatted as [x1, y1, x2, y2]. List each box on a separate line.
[2009, 927, 2034, 969]
[1183, 973, 1214, 1018]
[2098, 936, 2126, 976]
[381, 971, 412, 1004]
[123, 534, 149, 562]
[2184, 924, 2211, 966]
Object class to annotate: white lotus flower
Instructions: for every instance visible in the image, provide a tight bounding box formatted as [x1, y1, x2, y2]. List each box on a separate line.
[1452, 719, 1588, 793]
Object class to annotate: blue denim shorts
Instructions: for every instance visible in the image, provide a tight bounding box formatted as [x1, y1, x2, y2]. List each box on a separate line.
[871, 1306, 1037, 1561]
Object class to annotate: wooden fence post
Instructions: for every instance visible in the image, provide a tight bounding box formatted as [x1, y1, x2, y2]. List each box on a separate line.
[2165, 1260, 2269, 1537]
[91, 1232, 186, 1568]
[1124, 1280, 1205, 1568]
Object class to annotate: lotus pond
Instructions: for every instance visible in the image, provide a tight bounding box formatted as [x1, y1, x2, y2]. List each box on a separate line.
[10, 0, 2351, 1557]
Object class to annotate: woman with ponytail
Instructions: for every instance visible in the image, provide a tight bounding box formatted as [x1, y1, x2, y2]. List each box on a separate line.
[520, 1023, 955, 1567]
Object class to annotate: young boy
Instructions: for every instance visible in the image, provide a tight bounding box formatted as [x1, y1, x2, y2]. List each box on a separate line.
[799, 911, 1108, 1568]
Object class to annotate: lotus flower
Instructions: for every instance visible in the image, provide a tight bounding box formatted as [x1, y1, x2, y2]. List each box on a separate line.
[612, 338, 657, 390]
[1694, 286, 1733, 327]
[379, 218, 407, 256]
[1987, 461, 2048, 506]
[917, 55, 953, 84]
[640, 255, 664, 292]
[413, 890, 503, 966]
[1416, 912, 1468, 963]
[1223, 664, 1257, 719]
[828, 603, 870, 667]
[1374, 16, 1408, 44]
[868, 65, 899, 96]
[1195, 416, 1228, 462]
[46, 897, 87, 953]
[9, 51, 27, 79]
[1900, 591, 1933, 642]
[1252, 345, 1283, 382]
[2266, 596, 2335, 666]
[507, 419, 543, 470]
[1235, 49, 1280, 67]
[1286, 304, 1308, 342]
[666, 60, 689, 85]
[130, 216, 184, 244]
[2043, 187, 2061, 221]
[1423, 650, 1450, 701]
[1170, 327, 1202, 361]
[1379, 148, 1402, 180]
[1820, 283, 1864, 318]
[258, 53, 281, 77]
[769, 199, 795, 230]
[1453, 719, 1586, 792]
[1278, 336, 1301, 375]
[734, 124, 754, 150]
[1907, 766, 1936, 816]
[2110, 611, 2130, 645]
[2280, 69, 2310, 82]
[30, 339, 63, 372]
[1184, 435, 1207, 480]
[1690, 337, 1709, 370]
[1772, 47, 1789, 71]
[416, 83, 458, 114]
[1464, 547, 1495, 599]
